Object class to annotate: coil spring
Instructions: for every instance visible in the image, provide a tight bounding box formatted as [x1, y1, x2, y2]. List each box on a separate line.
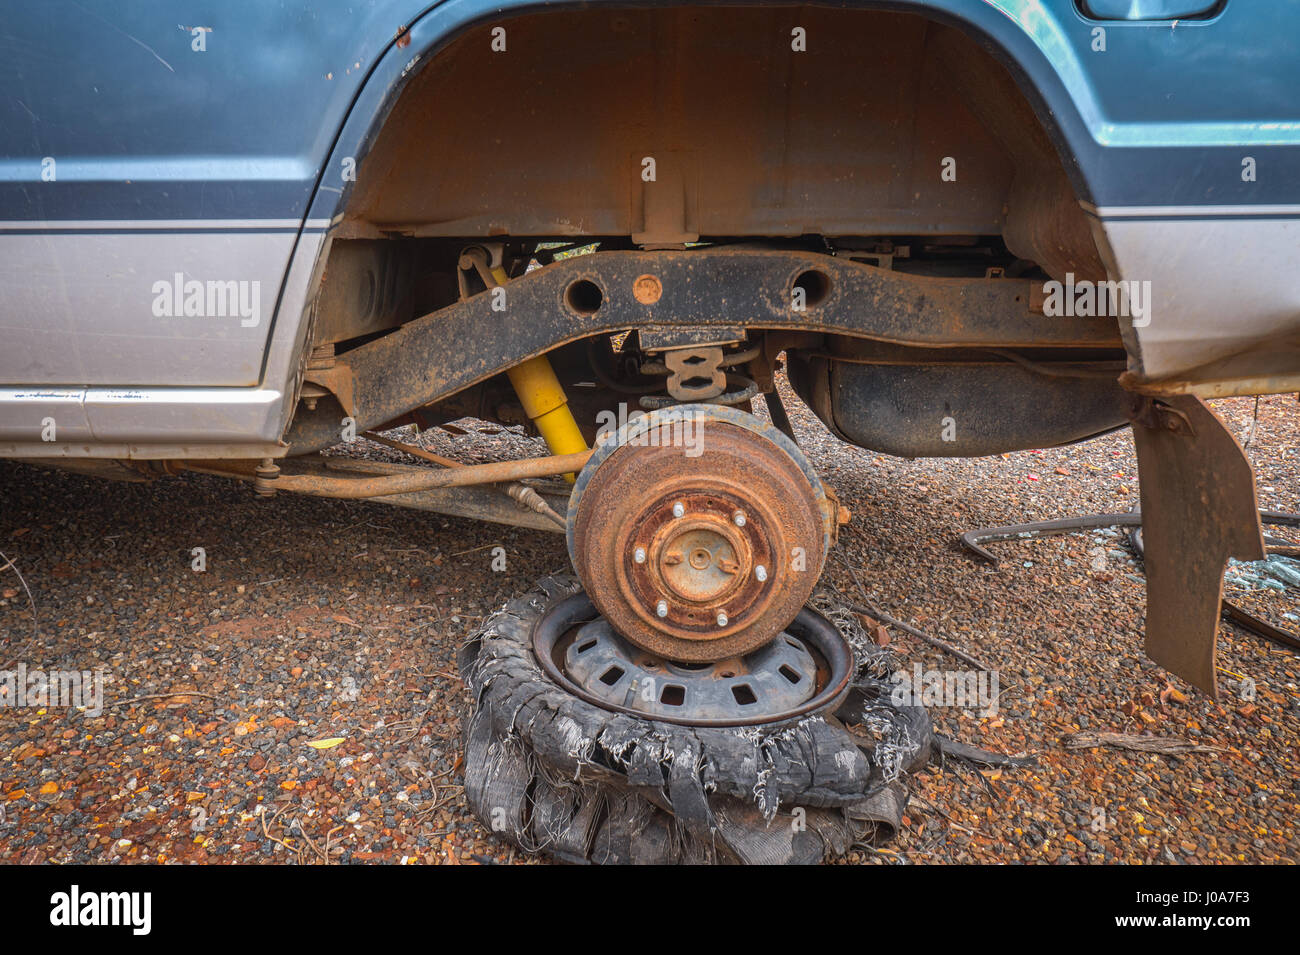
[636, 342, 762, 410]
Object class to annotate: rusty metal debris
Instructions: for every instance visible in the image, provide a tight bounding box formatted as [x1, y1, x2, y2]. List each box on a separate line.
[959, 511, 1143, 565]
[1220, 601, 1300, 654]
[846, 600, 994, 674]
[832, 545, 996, 673]
[959, 506, 1300, 666]
[961, 509, 1298, 565]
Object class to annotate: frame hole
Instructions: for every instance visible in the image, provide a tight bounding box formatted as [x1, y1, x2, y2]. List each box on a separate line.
[793, 269, 831, 308]
[565, 279, 604, 315]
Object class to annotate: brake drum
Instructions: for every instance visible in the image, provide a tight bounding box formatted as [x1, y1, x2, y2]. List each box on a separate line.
[567, 405, 833, 662]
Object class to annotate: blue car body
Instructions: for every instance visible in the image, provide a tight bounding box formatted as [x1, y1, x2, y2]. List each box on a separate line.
[0, 0, 1297, 455]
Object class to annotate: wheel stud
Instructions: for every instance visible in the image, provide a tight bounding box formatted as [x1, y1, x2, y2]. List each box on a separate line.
[672, 501, 685, 518]
[634, 547, 646, 564]
[716, 612, 728, 627]
[656, 600, 669, 618]
[733, 510, 746, 527]
[755, 564, 768, 582]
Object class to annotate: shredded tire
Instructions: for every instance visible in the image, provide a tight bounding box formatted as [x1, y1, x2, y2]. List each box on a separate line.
[458, 575, 933, 864]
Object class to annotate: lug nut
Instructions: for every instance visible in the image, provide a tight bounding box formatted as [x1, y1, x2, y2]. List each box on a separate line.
[672, 501, 685, 518]
[755, 564, 768, 582]
[733, 510, 746, 527]
[716, 612, 728, 627]
[657, 600, 669, 618]
[634, 547, 646, 564]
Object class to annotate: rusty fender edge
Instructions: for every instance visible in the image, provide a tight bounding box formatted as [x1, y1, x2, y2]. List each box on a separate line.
[283, 249, 1121, 454]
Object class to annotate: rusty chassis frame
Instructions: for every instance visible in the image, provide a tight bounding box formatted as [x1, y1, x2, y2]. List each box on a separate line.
[286, 248, 1121, 454]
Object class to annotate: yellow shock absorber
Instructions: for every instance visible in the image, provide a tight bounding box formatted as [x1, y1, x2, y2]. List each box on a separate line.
[492, 267, 588, 480]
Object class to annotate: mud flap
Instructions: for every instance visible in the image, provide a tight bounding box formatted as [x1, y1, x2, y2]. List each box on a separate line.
[1130, 395, 1266, 698]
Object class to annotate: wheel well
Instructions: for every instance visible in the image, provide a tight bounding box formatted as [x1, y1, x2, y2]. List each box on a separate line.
[288, 5, 1116, 452]
[334, 5, 1102, 281]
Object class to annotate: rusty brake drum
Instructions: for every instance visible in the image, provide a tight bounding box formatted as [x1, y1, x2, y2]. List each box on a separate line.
[566, 404, 834, 662]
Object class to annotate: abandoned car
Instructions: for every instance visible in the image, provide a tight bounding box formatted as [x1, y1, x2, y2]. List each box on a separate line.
[1, 1, 1296, 860]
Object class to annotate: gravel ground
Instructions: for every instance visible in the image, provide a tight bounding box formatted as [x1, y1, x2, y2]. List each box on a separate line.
[0, 383, 1296, 865]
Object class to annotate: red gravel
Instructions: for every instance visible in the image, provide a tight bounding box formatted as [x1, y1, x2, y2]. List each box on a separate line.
[0, 389, 1295, 864]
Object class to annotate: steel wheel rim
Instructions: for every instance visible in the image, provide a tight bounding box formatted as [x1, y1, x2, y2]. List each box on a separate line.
[531, 591, 855, 727]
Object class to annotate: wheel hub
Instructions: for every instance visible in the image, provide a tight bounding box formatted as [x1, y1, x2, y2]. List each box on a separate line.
[568, 405, 833, 662]
[628, 489, 772, 622]
[655, 515, 744, 604]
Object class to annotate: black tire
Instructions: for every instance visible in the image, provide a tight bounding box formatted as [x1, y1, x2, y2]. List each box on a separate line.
[458, 575, 932, 864]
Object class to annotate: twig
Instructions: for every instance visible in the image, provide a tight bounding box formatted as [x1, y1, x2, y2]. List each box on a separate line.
[1061, 731, 1222, 755]
[0, 547, 39, 664]
[260, 806, 297, 860]
[848, 601, 993, 672]
[323, 825, 343, 865]
[450, 543, 497, 558]
[298, 825, 328, 864]
[834, 543, 993, 671]
[415, 669, 462, 682]
[107, 690, 218, 708]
